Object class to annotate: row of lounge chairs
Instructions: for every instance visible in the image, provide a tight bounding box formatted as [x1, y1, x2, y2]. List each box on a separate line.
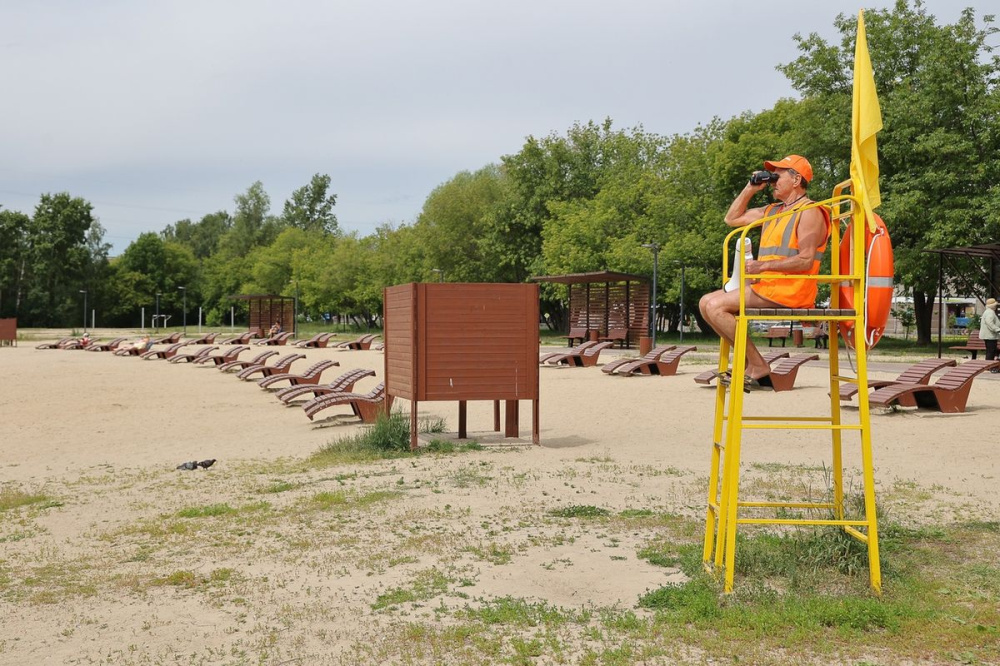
[540, 341, 701, 376]
[105, 337, 388, 423]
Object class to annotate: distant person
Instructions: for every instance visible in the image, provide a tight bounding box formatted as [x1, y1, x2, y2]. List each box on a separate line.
[815, 320, 829, 349]
[268, 320, 282, 337]
[699, 155, 831, 390]
[979, 298, 1000, 371]
[133, 335, 152, 353]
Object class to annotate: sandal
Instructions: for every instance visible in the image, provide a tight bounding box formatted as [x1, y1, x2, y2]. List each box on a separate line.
[743, 375, 774, 392]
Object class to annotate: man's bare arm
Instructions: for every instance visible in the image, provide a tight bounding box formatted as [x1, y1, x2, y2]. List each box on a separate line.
[724, 181, 769, 227]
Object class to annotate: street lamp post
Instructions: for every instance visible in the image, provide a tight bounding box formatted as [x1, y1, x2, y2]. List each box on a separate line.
[431, 268, 444, 283]
[155, 293, 162, 331]
[178, 286, 187, 335]
[677, 264, 686, 343]
[641, 243, 660, 347]
[79, 290, 87, 334]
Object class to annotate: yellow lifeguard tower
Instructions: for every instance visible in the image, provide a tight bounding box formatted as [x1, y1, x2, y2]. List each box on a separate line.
[702, 8, 887, 595]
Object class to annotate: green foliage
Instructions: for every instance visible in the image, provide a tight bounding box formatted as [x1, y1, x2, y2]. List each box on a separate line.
[15, 2, 997, 339]
[282, 173, 339, 234]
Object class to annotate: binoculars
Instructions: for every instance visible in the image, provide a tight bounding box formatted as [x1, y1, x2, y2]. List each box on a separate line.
[750, 170, 780, 185]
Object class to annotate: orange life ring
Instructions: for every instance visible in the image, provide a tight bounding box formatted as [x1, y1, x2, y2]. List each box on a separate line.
[838, 213, 893, 350]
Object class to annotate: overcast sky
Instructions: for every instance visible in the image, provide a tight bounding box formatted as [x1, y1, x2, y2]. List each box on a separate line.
[1, 0, 988, 254]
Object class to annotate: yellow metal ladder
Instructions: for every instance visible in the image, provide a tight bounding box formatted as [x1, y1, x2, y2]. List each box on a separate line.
[702, 182, 882, 594]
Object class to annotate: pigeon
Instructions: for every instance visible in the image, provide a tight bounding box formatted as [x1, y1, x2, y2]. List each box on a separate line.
[197, 459, 217, 469]
[176, 461, 198, 470]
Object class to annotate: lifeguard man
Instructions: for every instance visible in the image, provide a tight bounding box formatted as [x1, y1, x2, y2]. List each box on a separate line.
[699, 155, 831, 390]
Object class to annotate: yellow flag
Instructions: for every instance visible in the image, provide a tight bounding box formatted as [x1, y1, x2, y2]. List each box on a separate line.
[850, 9, 883, 229]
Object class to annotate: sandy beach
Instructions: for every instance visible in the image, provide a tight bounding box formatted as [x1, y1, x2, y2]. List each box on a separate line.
[2, 334, 999, 664]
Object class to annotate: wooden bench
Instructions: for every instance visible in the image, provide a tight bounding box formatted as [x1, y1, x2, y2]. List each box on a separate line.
[567, 327, 589, 347]
[763, 326, 791, 347]
[949, 330, 987, 359]
[598, 327, 628, 348]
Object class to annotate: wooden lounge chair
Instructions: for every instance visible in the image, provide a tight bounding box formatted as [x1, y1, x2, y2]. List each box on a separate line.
[566, 327, 589, 346]
[219, 332, 255, 345]
[276, 368, 377, 404]
[256, 331, 294, 346]
[294, 332, 335, 348]
[151, 332, 182, 345]
[36, 337, 75, 350]
[236, 353, 307, 380]
[868, 359, 1000, 413]
[218, 349, 279, 372]
[336, 333, 379, 350]
[618, 345, 698, 376]
[185, 332, 218, 345]
[767, 354, 820, 392]
[693, 351, 790, 385]
[84, 337, 127, 352]
[541, 341, 597, 364]
[598, 327, 629, 348]
[194, 345, 250, 366]
[303, 382, 387, 423]
[140, 341, 190, 360]
[168, 346, 219, 364]
[557, 341, 614, 367]
[602, 345, 677, 375]
[258, 360, 340, 388]
[838, 358, 958, 404]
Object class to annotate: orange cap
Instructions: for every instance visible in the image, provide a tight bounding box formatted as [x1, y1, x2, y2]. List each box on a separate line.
[764, 155, 813, 183]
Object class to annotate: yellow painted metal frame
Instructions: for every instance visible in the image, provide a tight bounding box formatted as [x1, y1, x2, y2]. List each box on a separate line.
[701, 180, 882, 594]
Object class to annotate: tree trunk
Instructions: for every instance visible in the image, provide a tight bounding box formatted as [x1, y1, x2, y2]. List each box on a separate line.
[914, 290, 936, 345]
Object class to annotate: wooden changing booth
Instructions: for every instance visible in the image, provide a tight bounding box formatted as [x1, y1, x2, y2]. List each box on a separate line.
[230, 294, 295, 338]
[532, 271, 649, 348]
[383, 282, 540, 450]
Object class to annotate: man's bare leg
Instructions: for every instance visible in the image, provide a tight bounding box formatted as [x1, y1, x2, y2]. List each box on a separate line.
[698, 286, 784, 379]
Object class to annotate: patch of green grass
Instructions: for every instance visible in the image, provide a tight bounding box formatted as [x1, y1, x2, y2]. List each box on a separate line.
[548, 505, 611, 519]
[372, 568, 450, 610]
[424, 440, 483, 453]
[0, 487, 56, 512]
[450, 464, 492, 488]
[176, 503, 238, 518]
[463, 543, 514, 565]
[259, 480, 297, 494]
[458, 596, 585, 627]
[309, 410, 454, 465]
[152, 568, 240, 589]
[175, 501, 270, 519]
[304, 489, 402, 512]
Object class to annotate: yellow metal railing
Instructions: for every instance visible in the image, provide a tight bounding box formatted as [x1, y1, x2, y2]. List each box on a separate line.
[702, 180, 882, 594]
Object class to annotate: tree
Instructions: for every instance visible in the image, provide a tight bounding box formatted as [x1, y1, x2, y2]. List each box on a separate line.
[22, 193, 95, 325]
[779, 1, 1000, 343]
[0, 209, 30, 317]
[162, 211, 232, 259]
[282, 173, 339, 235]
[219, 182, 283, 257]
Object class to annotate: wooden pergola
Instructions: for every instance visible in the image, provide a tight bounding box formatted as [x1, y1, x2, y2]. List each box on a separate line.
[925, 243, 1000, 356]
[532, 271, 650, 348]
[229, 294, 296, 337]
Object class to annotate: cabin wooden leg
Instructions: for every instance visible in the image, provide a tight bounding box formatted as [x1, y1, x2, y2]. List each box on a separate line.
[493, 401, 501, 432]
[532, 399, 539, 445]
[458, 401, 467, 439]
[504, 400, 519, 437]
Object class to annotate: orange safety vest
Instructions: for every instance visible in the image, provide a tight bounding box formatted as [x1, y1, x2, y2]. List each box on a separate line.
[750, 201, 831, 309]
